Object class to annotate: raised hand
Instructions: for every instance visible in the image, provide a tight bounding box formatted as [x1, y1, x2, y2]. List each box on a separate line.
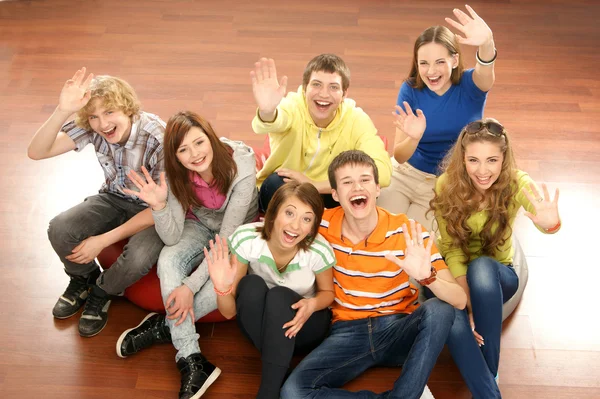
[58, 68, 94, 114]
[445, 5, 493, 47]
[165, 284, 195, 327]
[66, 235, 108, 264]
[384, 220, 434, 281]
[521, 182, 560, 230]
[393, 102, 426, 141]
[250, 58, 288, 116]
[205, 235, 237, 293]
[123, 166, 168, 210]
[282, 298, 316, 339]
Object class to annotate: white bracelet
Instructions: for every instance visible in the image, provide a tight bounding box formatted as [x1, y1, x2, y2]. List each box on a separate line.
[476, 48, 497, 66]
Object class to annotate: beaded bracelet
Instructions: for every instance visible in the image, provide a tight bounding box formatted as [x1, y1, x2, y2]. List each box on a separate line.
[476, 48, 497, 66]
[214, 285, 233, 296]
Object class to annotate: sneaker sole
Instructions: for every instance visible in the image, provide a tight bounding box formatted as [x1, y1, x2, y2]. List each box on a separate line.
[116, 312, 158, 358]
[191, 367, 221, 399]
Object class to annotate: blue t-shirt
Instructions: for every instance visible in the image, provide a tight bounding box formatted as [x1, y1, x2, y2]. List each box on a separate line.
[397, 69, 488, 175]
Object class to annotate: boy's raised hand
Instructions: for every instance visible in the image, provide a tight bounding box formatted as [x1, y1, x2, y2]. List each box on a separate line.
[58, 67, 94, 114]
[123, 166, 168, 210]
[384, 220, 434, 281]
[251, 58, 288, 117]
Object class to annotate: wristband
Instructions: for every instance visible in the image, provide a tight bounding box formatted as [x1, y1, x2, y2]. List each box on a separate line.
[214, 285, 233, 296]
[417, 267, 438, 286]
[545, 220, 561, 233]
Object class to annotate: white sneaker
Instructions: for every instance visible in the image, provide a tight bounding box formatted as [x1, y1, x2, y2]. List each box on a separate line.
[420, 384, 435, 399]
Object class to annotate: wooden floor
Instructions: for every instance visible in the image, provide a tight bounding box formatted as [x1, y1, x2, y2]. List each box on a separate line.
[1, 0, 599, 398]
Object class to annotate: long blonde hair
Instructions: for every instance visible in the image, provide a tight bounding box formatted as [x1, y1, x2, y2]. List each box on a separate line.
[430, 119, 518, 258]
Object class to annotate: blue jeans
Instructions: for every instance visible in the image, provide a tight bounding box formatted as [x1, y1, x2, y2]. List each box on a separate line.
[466, 256, 518, 377]
[447, 309, 502, 398]
[259, 173, 338, 212]
[281, 298, 455, 399]
[157, 218, 218, 361]
[47, 193, 164, 295]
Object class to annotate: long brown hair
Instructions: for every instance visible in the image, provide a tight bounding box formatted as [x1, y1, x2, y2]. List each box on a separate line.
[164, 111, 237, 211]
[407, 25, 464, 89]
[430, 118, 518, 258]
[258, 182, 324, 251]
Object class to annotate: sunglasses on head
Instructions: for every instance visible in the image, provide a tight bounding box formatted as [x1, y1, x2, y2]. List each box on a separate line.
[464, 121, 505, 137]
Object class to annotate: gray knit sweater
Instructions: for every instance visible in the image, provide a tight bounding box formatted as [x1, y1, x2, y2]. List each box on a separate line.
[152, 137, 259, 293]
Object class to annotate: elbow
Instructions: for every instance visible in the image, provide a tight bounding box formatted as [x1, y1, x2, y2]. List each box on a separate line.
[27, 148, 43, 160]
[455, 293, 468, 310]
[221, 309, 237, 320]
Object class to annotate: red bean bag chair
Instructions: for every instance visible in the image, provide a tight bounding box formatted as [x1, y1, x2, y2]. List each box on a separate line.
[97, 239, 228, 323]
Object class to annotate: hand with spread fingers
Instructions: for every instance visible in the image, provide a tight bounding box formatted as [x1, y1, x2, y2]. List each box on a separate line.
[445, 4, 493, 47]
[251, 57, 288, 117]
[58, 67, 95, 114]
[384, 219, 434, 281]
[282, 298, 317, 339]
[165, 284, 195, 327]
[393, 101, 426, 141]
[205, 235, 237, 293]
[123, 166, 168, 210]
[521, 182, 560, 230]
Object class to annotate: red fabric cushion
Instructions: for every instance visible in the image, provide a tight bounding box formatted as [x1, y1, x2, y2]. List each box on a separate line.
[96, 239, 228, 323]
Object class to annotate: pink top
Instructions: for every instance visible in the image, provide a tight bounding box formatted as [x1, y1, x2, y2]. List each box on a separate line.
[186, 171, 226, 220]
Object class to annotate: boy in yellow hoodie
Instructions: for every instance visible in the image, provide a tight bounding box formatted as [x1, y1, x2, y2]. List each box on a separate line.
[251, 54, 392, 212]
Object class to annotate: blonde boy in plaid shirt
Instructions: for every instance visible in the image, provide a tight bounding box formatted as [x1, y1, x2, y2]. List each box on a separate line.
[28, 68, 166, 337]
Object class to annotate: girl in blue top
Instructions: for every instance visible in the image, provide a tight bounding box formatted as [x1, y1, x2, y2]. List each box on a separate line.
[378, 5, 496, 230]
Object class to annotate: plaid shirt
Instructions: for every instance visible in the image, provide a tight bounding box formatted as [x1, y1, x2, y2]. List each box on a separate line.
[62, 111, 165, 205]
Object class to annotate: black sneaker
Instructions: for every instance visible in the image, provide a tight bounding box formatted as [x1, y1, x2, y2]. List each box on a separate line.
[177, 353, 221, 399]
[52, 268, 101, 319]
[78, 285, 111, 337]
[116, 312, 171, 358]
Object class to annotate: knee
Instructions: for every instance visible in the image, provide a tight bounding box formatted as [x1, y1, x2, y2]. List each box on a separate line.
[47, 212, 71, 244]
[421, 298, 455, 326]
[259, 173, 286, 211]
[265, 286, 298, 312]
[236, 274, 268, 303]
[467, 257, 499, 293]
[157, 247, 187, 280]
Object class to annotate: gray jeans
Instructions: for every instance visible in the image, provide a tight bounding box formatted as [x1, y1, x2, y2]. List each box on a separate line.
[47, 193, 164, 295]
[157, 218, 218, 361]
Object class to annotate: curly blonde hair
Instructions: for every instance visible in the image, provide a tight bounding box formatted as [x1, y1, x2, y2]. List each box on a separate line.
[430, 118, 518, 258]
[75, 75, 141, 131]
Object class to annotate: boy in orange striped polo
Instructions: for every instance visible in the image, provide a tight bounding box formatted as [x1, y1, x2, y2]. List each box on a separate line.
[281, 150, 501, 399]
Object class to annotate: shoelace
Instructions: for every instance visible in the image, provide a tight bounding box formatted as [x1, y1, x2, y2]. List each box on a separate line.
[131, 322, 169, 350]
[181, 358, 203, 392]
[83, 290, 107, 315]
[63, 276, 88, 299]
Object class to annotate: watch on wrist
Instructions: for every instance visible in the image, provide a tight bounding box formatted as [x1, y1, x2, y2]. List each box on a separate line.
[417, 267, 437, 286]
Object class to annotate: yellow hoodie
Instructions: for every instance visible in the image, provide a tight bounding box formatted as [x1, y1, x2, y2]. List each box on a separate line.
[252, 86, 392, 188]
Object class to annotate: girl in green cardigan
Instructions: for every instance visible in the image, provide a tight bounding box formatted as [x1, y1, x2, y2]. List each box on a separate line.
[430, 118, 561, 381]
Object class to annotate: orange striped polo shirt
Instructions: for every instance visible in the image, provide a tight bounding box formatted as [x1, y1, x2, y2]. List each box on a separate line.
[319, 206, 448, 323]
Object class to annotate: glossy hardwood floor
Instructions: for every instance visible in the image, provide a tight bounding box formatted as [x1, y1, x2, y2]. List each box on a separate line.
[1, 0, 599, 398]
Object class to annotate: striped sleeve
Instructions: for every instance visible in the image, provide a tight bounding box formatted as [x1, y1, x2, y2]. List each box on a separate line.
[227, 225, 259, 265]
[62, 120, 92, 152]
[308, 234, 336, 274]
